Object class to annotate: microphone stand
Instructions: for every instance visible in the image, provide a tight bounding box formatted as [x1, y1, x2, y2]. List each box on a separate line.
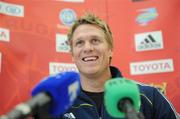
[0, 93, 51, 119]
[118, 98, 145, 119]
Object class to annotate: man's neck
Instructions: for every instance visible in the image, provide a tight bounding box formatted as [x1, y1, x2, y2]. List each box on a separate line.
[80, 68, 111, 92]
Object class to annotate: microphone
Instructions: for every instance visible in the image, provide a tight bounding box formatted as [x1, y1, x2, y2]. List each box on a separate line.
[0, 71, 80, 119]
[104, 78, 144, 119]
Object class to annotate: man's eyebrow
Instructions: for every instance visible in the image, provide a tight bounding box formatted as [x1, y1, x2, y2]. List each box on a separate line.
[90, 35, 104, 39]
[75, 37, 83, 41]
[74, 35, 103, 41]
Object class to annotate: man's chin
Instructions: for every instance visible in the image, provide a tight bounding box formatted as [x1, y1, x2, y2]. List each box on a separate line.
[80, 68, 99, 76]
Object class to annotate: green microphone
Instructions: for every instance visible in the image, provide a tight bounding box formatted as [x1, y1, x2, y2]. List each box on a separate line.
[104, 78, 142, 119]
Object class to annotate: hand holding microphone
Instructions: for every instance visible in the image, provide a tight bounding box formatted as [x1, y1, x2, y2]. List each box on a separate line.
[0, 71, 80, 119]
[104, 78, 145, 119]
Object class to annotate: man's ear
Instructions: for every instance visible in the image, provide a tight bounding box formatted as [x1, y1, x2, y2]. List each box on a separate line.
[110, 51, 113, 57]
[109, 49, 113, 57]
[71, 51, 75, 62]
[109, 50, 113, 64]
[72, 56, 75, 62]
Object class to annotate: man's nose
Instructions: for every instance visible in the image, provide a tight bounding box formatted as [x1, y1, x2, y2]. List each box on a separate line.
[84, 42, 94, 53]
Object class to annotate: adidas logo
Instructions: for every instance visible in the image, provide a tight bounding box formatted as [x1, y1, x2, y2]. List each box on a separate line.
[64, 112, 76, 119]
[135, 31, 163, 51]
[140, 34, 156, 44]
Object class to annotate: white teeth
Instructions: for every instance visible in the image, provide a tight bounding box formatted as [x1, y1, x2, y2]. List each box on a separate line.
[83, 56, 98, 62]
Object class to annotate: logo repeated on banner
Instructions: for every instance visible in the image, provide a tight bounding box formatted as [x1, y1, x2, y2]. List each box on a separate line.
[136, 8, 158, 26]
[135, 31, 163, 51]
[49, 62, 78, 75]
[56, 33, 70, 53]
[0, 1, 24, 17]
[56, 0, 84, 2]
[130, 59, 174, 75]
[59, 8, 77, 26]
[0, 27, 10, 42]
[0, 52, 1, 73]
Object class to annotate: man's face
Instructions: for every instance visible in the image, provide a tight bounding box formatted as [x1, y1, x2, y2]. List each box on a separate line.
[71, 24, 112, 77]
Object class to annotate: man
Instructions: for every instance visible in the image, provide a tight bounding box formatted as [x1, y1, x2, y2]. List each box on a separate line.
[61, 13, 179, 119]
[35, 13, 179, 119]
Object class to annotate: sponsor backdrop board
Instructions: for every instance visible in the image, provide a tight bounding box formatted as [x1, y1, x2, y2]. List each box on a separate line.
[0, 0, 180, 114]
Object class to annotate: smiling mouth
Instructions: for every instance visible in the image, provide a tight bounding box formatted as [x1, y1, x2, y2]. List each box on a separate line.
[82, 56, 99, 62]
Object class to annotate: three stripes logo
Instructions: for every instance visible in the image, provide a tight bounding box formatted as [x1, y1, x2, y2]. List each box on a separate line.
[135, 31, 163, 51]
[140, 34, 156, 44]
[64, 112, 76, 119]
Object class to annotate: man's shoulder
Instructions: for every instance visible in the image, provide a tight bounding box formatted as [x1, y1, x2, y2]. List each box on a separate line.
[137, 82, 156, 93]
[136, 82, 157, 105]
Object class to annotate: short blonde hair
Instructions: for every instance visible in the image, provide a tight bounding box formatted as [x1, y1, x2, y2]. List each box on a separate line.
[67, 13, 113, 51]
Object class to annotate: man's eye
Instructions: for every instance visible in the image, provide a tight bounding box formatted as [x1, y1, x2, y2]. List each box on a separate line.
[92, 39, 100, 44]
[76, 40, 83, 46]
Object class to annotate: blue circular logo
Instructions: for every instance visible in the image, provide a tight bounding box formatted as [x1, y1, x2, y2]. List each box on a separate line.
[59, 9, 77, 26]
